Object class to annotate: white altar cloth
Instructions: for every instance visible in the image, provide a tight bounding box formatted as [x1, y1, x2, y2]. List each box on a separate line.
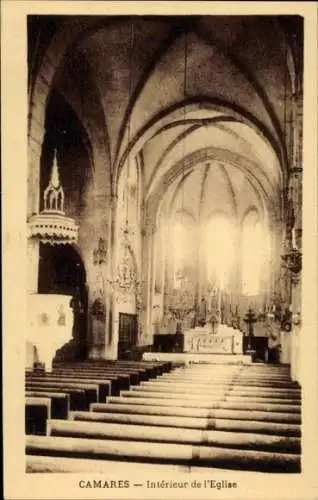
[183, 324, 243, 354]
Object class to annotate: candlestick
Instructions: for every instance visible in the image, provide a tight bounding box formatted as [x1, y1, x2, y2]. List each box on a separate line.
[292, 228, 297, 249]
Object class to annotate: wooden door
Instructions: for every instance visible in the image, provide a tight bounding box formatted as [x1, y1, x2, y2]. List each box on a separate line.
[118, 313, 138, 359]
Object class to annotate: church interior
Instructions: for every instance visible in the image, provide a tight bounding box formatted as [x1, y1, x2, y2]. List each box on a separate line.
[26, 15, 303, 473]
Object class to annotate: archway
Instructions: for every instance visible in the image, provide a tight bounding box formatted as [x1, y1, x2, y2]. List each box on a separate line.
[38, 243, 88, 360]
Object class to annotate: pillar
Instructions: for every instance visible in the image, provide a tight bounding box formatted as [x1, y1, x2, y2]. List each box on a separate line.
[105, 193, 118, 360]
[290, 274, 301, 384]
[27, 108, 46, 294]
[288, 88, 303, 384]
[27, 103, 46, 368]
[140, 218, 157, 345]
[87, 184, 114, 360]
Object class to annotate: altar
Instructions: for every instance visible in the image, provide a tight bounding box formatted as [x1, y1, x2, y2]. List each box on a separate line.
[183, 324, 243, 354]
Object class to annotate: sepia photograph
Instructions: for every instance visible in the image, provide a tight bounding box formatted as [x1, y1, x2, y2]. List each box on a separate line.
[2, 1, 318, 499]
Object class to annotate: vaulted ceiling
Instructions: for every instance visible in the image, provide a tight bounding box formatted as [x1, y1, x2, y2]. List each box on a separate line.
[29, 15, 303, 223]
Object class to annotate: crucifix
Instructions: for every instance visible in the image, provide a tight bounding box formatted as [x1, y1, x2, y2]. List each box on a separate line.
[243, 307, 257, 350]
[210, 314, 218, 335]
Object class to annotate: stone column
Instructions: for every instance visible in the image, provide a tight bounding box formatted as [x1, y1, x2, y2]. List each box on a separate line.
[27, 112, 45, 294]
[160, 222, 167, 312]
[105, 193, 119, 360]
[288, 88, 303, 383]
[232, 224, 241, 319]
[288, 167, 302, 383]
[197, 222, 205, 305]
[140, 218, 156, 345]
[87, 189, 115, 360]
[290, 274, 301, 383]
[28, 73, 48, 218]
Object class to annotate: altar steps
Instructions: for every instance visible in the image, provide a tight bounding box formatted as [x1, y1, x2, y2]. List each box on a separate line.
[26, 362, 301, 473]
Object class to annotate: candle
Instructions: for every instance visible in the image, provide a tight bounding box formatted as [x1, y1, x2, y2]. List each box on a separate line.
[292, 228, 297, 249]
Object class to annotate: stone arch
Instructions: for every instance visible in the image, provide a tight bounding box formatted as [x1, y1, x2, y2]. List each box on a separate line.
[28, 20, 112, 220]
[114, 97, 285, 187]
[146, 147, 277, 232]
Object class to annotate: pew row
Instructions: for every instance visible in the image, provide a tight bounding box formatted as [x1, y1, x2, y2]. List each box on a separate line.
[25, 435, 300, 473]
[26, 380, 99, 410]
[25, 385, 86, 411]
[26, 455, 249, 474]
[119, 390, 301, 406]
[142, 380, 301, 394]
[90, 402, 301, 424]
[26, 397, 51, 435]
[26, 374, 112, 401]
[26, 391, 69, 420]
[47, 419, 301, 454]
[107, 395, 301, 413]
[70, 411, 301, 436]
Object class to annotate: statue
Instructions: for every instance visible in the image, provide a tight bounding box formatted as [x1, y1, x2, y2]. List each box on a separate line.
[197, 298, 207, 326]
[207, 286, 220, 334]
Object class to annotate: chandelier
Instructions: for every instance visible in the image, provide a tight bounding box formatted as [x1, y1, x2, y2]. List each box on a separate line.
[105, 220, 141, 298]
[281, 243, 302, 274]
[104, 20, 143, 302]
[28, 150, 78, 245]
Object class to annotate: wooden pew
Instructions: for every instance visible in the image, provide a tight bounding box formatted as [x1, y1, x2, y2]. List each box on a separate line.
[47, 418, 301, 454]
[53, 360, 167, 380]
[66, 364, 153, 382]
[137, 382, 301, 399]
[52, 363, 148, 384]
[27, 370, 128, 396]
[162, 371, 297, 382]
[90, 402, 301, 424]
[25, 380, 99, 410]
[25, 435, 301, 472]
[25, 455, 204, 473]
[143, 379, 301, 392]
[120, 389, 301, 406]
[82, 364, 153, 381]
[137, 389, 301, 402]
[70, 410, 301, 436]
[26, 391, 69, 419]
[104, 395, 301, 413]
[160, 374, 299, 388]
[25, 385, 86, 411]
[26, 374, 110, 402]
[25, 397, 51, 435]
[88, 360, 173, 374]
[51, 367, 139, 387]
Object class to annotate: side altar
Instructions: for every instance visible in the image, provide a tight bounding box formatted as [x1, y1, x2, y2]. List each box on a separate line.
[183, 324, 243, 354]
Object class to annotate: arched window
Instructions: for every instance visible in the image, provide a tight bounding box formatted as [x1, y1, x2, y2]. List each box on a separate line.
[241, 209, 265, 296]
[204, 214, 235, 290]
[172, 222, 187, 288]
[154, 213, 166, 293]
[170, 213, 196, 289]
[117, 160, 139, 233]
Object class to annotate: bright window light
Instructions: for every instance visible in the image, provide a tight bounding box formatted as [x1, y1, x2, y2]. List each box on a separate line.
[204, 215, 235, 290]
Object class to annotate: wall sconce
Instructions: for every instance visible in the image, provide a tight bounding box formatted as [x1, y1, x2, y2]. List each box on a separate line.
[292, 312, 301, 326]
[93, 238, 107, 265]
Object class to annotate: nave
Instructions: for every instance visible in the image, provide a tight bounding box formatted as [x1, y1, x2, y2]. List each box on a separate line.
[26, 360, 301, 474]
[23, 14, 305, 478]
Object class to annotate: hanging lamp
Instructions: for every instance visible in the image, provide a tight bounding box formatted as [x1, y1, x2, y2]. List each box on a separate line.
[105, 19, 140, 297]
[280, 31, 302, 275]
